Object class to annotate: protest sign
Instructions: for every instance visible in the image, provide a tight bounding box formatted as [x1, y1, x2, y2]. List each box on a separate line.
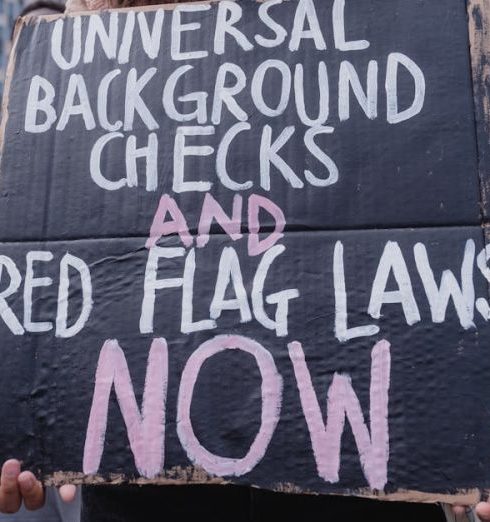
[0, 0, 489, 503]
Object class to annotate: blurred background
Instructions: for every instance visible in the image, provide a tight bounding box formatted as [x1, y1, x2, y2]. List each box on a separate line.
[0, 0, 65, 98]
[0, 0, 26, 96]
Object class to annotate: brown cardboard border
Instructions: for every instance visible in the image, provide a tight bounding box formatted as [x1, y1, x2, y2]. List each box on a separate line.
[42, 466, 481, 506]
[469, 0, 490, 219]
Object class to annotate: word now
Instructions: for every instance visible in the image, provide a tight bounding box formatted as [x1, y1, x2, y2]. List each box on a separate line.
[84, 335, 390, 490]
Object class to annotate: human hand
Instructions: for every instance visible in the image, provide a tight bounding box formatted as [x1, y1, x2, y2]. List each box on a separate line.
[452, 502, 490, 521]
[0, 459, 77, 513]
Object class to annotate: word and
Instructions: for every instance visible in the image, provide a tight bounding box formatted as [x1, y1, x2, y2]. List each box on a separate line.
[141, 193, 298, 337]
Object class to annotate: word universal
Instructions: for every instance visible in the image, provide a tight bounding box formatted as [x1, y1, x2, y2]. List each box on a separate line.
[24, 0, 426, 195]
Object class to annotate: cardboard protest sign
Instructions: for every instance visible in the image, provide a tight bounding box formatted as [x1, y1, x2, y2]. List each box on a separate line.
[0, 0, 489, 503]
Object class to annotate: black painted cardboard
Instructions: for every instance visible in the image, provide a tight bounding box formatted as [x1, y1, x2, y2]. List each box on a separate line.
[0, 0, 488, 502]
[0, 0, 479, 239]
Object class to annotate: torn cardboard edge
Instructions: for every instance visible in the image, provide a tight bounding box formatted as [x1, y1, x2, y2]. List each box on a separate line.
[42, 467, 482, 505]
[0, 15, 22, 154]
[468, 0, 490, 221]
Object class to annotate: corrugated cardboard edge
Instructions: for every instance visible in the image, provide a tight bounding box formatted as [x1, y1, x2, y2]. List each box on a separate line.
[65, 0, 215, 17]
[468, 0, 490, 218]
[468, 5, 490, 509]
[42, 467, 482, 505]
[0, 16, 22, 155]
[0, 12, 69, 155]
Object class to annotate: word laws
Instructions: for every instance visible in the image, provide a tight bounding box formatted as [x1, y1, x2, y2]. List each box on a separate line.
[336, 239, 490, 342]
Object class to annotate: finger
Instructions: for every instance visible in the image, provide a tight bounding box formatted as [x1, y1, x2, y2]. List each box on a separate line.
[59, 485, 77, 503]
[452, 505, 466, 517]
[476, 502, 490, 521]
[0, 459, 21, 513]
[18, 471, 45, 511]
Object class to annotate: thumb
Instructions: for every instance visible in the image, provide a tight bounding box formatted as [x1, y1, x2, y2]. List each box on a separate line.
[476, 502, 490, 521]
[58, 485, 77, 503]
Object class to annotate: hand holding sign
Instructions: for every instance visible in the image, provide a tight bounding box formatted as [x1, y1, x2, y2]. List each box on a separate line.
[476, 505, 490, 521]
[0, 460, 76, 514]
[452, 504, 490, 521]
